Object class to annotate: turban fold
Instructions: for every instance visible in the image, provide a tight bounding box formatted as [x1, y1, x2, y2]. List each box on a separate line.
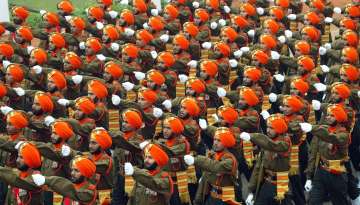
[183, 22, 199, 37]
[332, 83, 351, 99]
[241, 3, 256, 16]
[7, 64, 24, 82]
[7, 111, 28, 129]
[0, 43, 14, 58]
[173, 34, 190, 50]
[70, 17, 86, 30]
[157, 52, 175, 67]
[31, 48, 48, 65]
[147, 70, 165, 85]
[120, 9, 135, 25]
[20, 143, 41, 168]
[218, 106, 239, 124]
[195, 9, 209, 22]
[200, 60, 218, 77]
[297, 56, 315, 71]
[244, 67, 261, 82]
[136, 29, 154, 44]
[72, 156, 96, 178]
[291, 78, 309, 94]
[122, 109, 143, 129]
[48, 70, 67, 89]
[232, 16, 249, 29]
[104, 61, 123, 79]
[104, 25, 119, 41]
[327, 105, 348, 123]
[12, 6, 29, 20]
[342, 47, 359, 63]
[181, 98, 200, 117]
[164, 4, 179, 19]
[301, 26, 320, 42]
[252, 50, 269, 64]
[263, 19, 280, 34]
[283, 96, 304, 112]
[164, 116, 184, 134]
[35, 92, 54, 113]
[267, 115, 288, 134]
[187, 78, 206, 94]
[43, 12, 60, 26]
[133, 0, 147, 13]
[138, 88, 157, 103]
[342, 30, 358, 47]
[17, 26, 33, 41]
[144, 144, 169, 167]
[49, 33, 66, 48]
[148, 17, 164, 31]
[0, 83, 7, 98]
[65, 52, 82, 69]
[239, 87, 259, 106]
[295, 41, 310, 55]
[215, 127, 236, 148]
[91, 128, 112, 149]
[340, 64, 359, 81]
[88, 80, 108, 99]
[260, 34, 277, 49]
[221, 27, 238, 42]
[88, 6, 104, 20]
[75, 97, 96, 114]
[86, 38, 102, 53]
[122, 43, 139, 58]
[214, 42, 230, 57]
[57, 1, 74, 13]
[52, 121, 74, 140]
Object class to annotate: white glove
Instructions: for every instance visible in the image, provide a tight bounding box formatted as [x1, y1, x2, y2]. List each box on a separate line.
[324, 43, 331, 50]
[240, 47, 250, 53]
[245, 193, 254, 205]
[187, 60, 198, 68]
[150, 51, 158, 59]
[284, 30, 293, 39]
[32, 174, 45, 186]
[79, 42, 85, 50]
[260, 110, 270, 120]
[61, 144, 71, 157]
[199, 119, 208, 130]
[192, 1, 200, 8]
[96, 54, 106, 61]
[111, 94, 121, 106]
[278, 35, 286, 44]
[256, 7, 264, 15]
[240, 132, 251, 142]
[320, 65, 330, 73]
[218, 19, 226, 26]
[151, 9, 159, 16]
[274, 74, 285, 82]
[324, 17, 333, 23]
[13, 87, 25, 96]
[217, 87, 227, 97]
[233, 50, 243, 59]
[71, 75, 83, 85]
[304, 180, 312, 192]
[27, 46, 35, 54]
[202, 42, 212, 49]
[162, 99, 172, 109]
[120, 0, 129, 5]
[223, 5, 231, 13]
[333, 7, 341, 14]
[122, 82, 135, 91]
[124, 28, 135, 37]
[153, 107, 163, 118]
[32, 65, 42, 74]
[229, 59, 238, 68]
[108, 10, 118, 19]
[358, 91, 360, 98]
[15, 141, 24, 150]
[57, 98, 70, 106]
[311, 100, 321, 111]
[210, 22, 218, 30]
[143, 22, 149, 30]
[178, 74, 188, 83]
[184, 155, 195, 166]
[95, 21, 104, 30]
[300, 122, 312, 133]
[247, 29, 255, 37]
[271, 51, 280, 60]
[319, 46, 327, 55]
[269, 93, 278, 102]
[139, 140, 150, 150]
[65, 15, 72, 22]
[124, 162, 134, 176]
[0, 106, 13, 115]
[44, 115, 55, 126]
[111, 43, 120, 52]
[2, 60, 11, 68]
[287, 14, 297, 20]
[39, 10, 47, 16]
[314, 83, 327, 92]
[133, 71, 146, 80]
[159, 34, 169, 43]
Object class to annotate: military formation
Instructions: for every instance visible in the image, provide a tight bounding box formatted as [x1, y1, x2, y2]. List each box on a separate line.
[0, 0, 359, 204]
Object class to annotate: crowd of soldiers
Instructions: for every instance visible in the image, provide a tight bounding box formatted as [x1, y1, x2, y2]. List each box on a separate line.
[0, 0, 359, 204]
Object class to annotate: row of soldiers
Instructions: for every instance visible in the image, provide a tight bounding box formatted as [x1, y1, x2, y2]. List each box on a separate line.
[0, 0, 359, 204]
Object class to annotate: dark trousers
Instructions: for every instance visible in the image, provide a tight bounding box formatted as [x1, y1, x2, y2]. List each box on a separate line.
[289, 175, 305, 205]
[44, 191, 53, 204]
[309, 168, 351, 205]
[111, 174, 128, 205]
[204, 196, 227, 205]
[0, 181, 7, 205]
[255, 181, 293, 205]
[170, 185, 189, 205]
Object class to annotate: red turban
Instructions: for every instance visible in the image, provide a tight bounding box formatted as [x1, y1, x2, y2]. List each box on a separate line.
[164, 116, 184, 134]
[215, 127, 236, 148]
[19, 143, 41, 168]
[75, 97, 96, 115]
[7, 111, 28, 129]
[122, 109, 143, 129]
[35, 92, 54, 113]
[52, 121, 74, 140]
[91, 128, 112, 149]
[73, 156, 96, 178]
[144, 144, 169, 167]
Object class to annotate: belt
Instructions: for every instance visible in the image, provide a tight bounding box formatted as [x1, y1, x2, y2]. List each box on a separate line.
[319, 158, 346, 174]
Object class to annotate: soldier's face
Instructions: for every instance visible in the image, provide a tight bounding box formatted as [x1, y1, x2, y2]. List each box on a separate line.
[51, 132, 63, 144]
[266, 125, 277, 138]
[88, 16, 97, 24]
[49, 43, 56, 51]
[47, 80, 58, 93]
[70, 25, 80, 33]
[74, 108, 85, 120]
[173, 44, 181, 54]
[137, 95, 151, 109]
[102, 33, 111, 43]
[63, 60, 73, 71]
[118, 19, 126, 26]
[185, 87, 196, 96]
[213, 50, 222, 59]
[121, 118, 134, 132]
[325, 113, 337, 125]
[103, 72, 112, 82]
[280, 104, 293, 116]
[85, 46, 95, 56]
[340, 71, 349, 83]
[144, 154, 157, 170]
[71, 167, 85, 184]
[297, 66, 307, 75]
[194, 18, 201, 26]
[163, 13, 170, 21]
[89, 139, 101, 154]
[6, 121, 21, 135]
[5, 71, 14, 85]
[290, 86, 301, 96]
[156, 62, 166, 71]
[32, 101, 44, 116]
[237, 96, 249, 110]
[57, 10, 66, 16]
[16, 155, 28, 171]
[217, 115, 226, 126]
[243, 76, 253, 86]
[212, 137, 225, 152]
[136, 39, 145, 47]
[14, 33, 25, 44]
[122, 53, 132, 63]
[88, 91, 97, 102]
[163, 121, 173, 139]
[329, 92, 341, 103]
[199, 70, 209, 80]
[178, 104, 189, 119]
[13, 17, 23, 25]
[29, 55, 38, 66]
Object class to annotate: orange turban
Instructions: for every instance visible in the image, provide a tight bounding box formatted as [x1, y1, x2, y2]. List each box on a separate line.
[48, 70, 67, 89]
[88, 6, 104, 21]
[269, 6, 284, 20]
[207, 0, 219, 10]
[65, 52, 82, 69]
[346, 4, 360, 18]
[122, 109, 143, 129]
[164, 116, 184, 134]
[291, 78, 309, 94]
[260, 34, 277, 49]
[342, 47, 359, 63]
[263, 19, 280, 34]
[52, 121, 74, 140]
[305, 12, 320, 25]
[147, 70, 165, 85]
[181, 98, 200, 117]
[49, 33, 66, 48]
[221, 26, 238, 42]
[12, 6, 29, 20]
[0, 25, 5, 36]
[327, 105, 348, 123]
[133, 0, 147, 13]
[72, 156, 96, 178]
[195, 9, 209, 22]
[86, 37, 102, 53]
[241, 3, 256, 16]
[122, 43, 139, 58]
[200, 60, 218, 77]
[104, 25, 119, 41]
[157, 52, 175, 67]
[298, 56, 315, 71]
[139, 88, 158, 103]
[75, 97, 96, 115]
[218, 106, 239, 124]
[301, 26, 320, 42]
[98, 0, 113, 6]
[31, 48, 47, 65]
[43, 12, 60, 26]
[17, 26, 33, 41]
[183, 22, 199, 37]
[0, 43, 14, 58]
[104, 61, 123, 79]
[7, 64, 24, 82]
[232, 15, 249, 29]
[276, 0, 289, 7]
[136, 29, 154, 44]
[35, 92, 54, 113]
[173, 34, 190, 50]
[214, 42, 231, 57]
[70, 17, 86, 30]
[311, 0, 325, 11]
[164, 4, 179, 19]
[19, 143, 41, 168]
[295, 41, 310, 55]
[148, 16, 164, 31]
[342, 30, 358, 47]
[120, 9, 135, 25]
[215, 127, 236, 148]
[0, 83, 7, 98]
[88, 80, 108, 99]
[332, 83, 351, 99]
[187, 78, 206, 94]
[7, 111, 28, 129]
[283, 96, 304, 112]
[252, 50, 269, 65]
[240, 87, 259, 106]
[91, 128, 112, 150]
[340, 64, 359, 82]
[244, 67, 261, 82]
[144, 144, 169, 167]
[267, 115, 288, 134]
[340, 18, 357, 31]
[57, 1, 74, 13]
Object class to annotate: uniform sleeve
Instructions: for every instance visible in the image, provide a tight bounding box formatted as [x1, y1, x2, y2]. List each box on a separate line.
[248, 153, 262, 193]
[311, 125, 349, 146]
[132, 167, 171, 195]
[95, 158, 111, 174]
[0, 136, 17, 153]
[194, 155, 234, 174]
[33, 142, 63, 162]
[250, 133, 289, 152]
[0, 167, 39, 191]
[304, 136, 319, 179]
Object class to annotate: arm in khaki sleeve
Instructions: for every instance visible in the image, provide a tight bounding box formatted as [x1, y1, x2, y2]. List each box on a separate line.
[132, 167, 171, 195]
[250, 133, 289, 152]
[0, 167, 39, 191]
[0, 136, 17, 153]
[234, 115, 258, 131]
[95, 158, 111, 174]
[248, 153, 262, 193]
[32, 142, 63, 162]
[45, 176, 95, 203]
[311, 125, 349, 146]
[194, 155, 234, 174]
[304, 136, 319, 179]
